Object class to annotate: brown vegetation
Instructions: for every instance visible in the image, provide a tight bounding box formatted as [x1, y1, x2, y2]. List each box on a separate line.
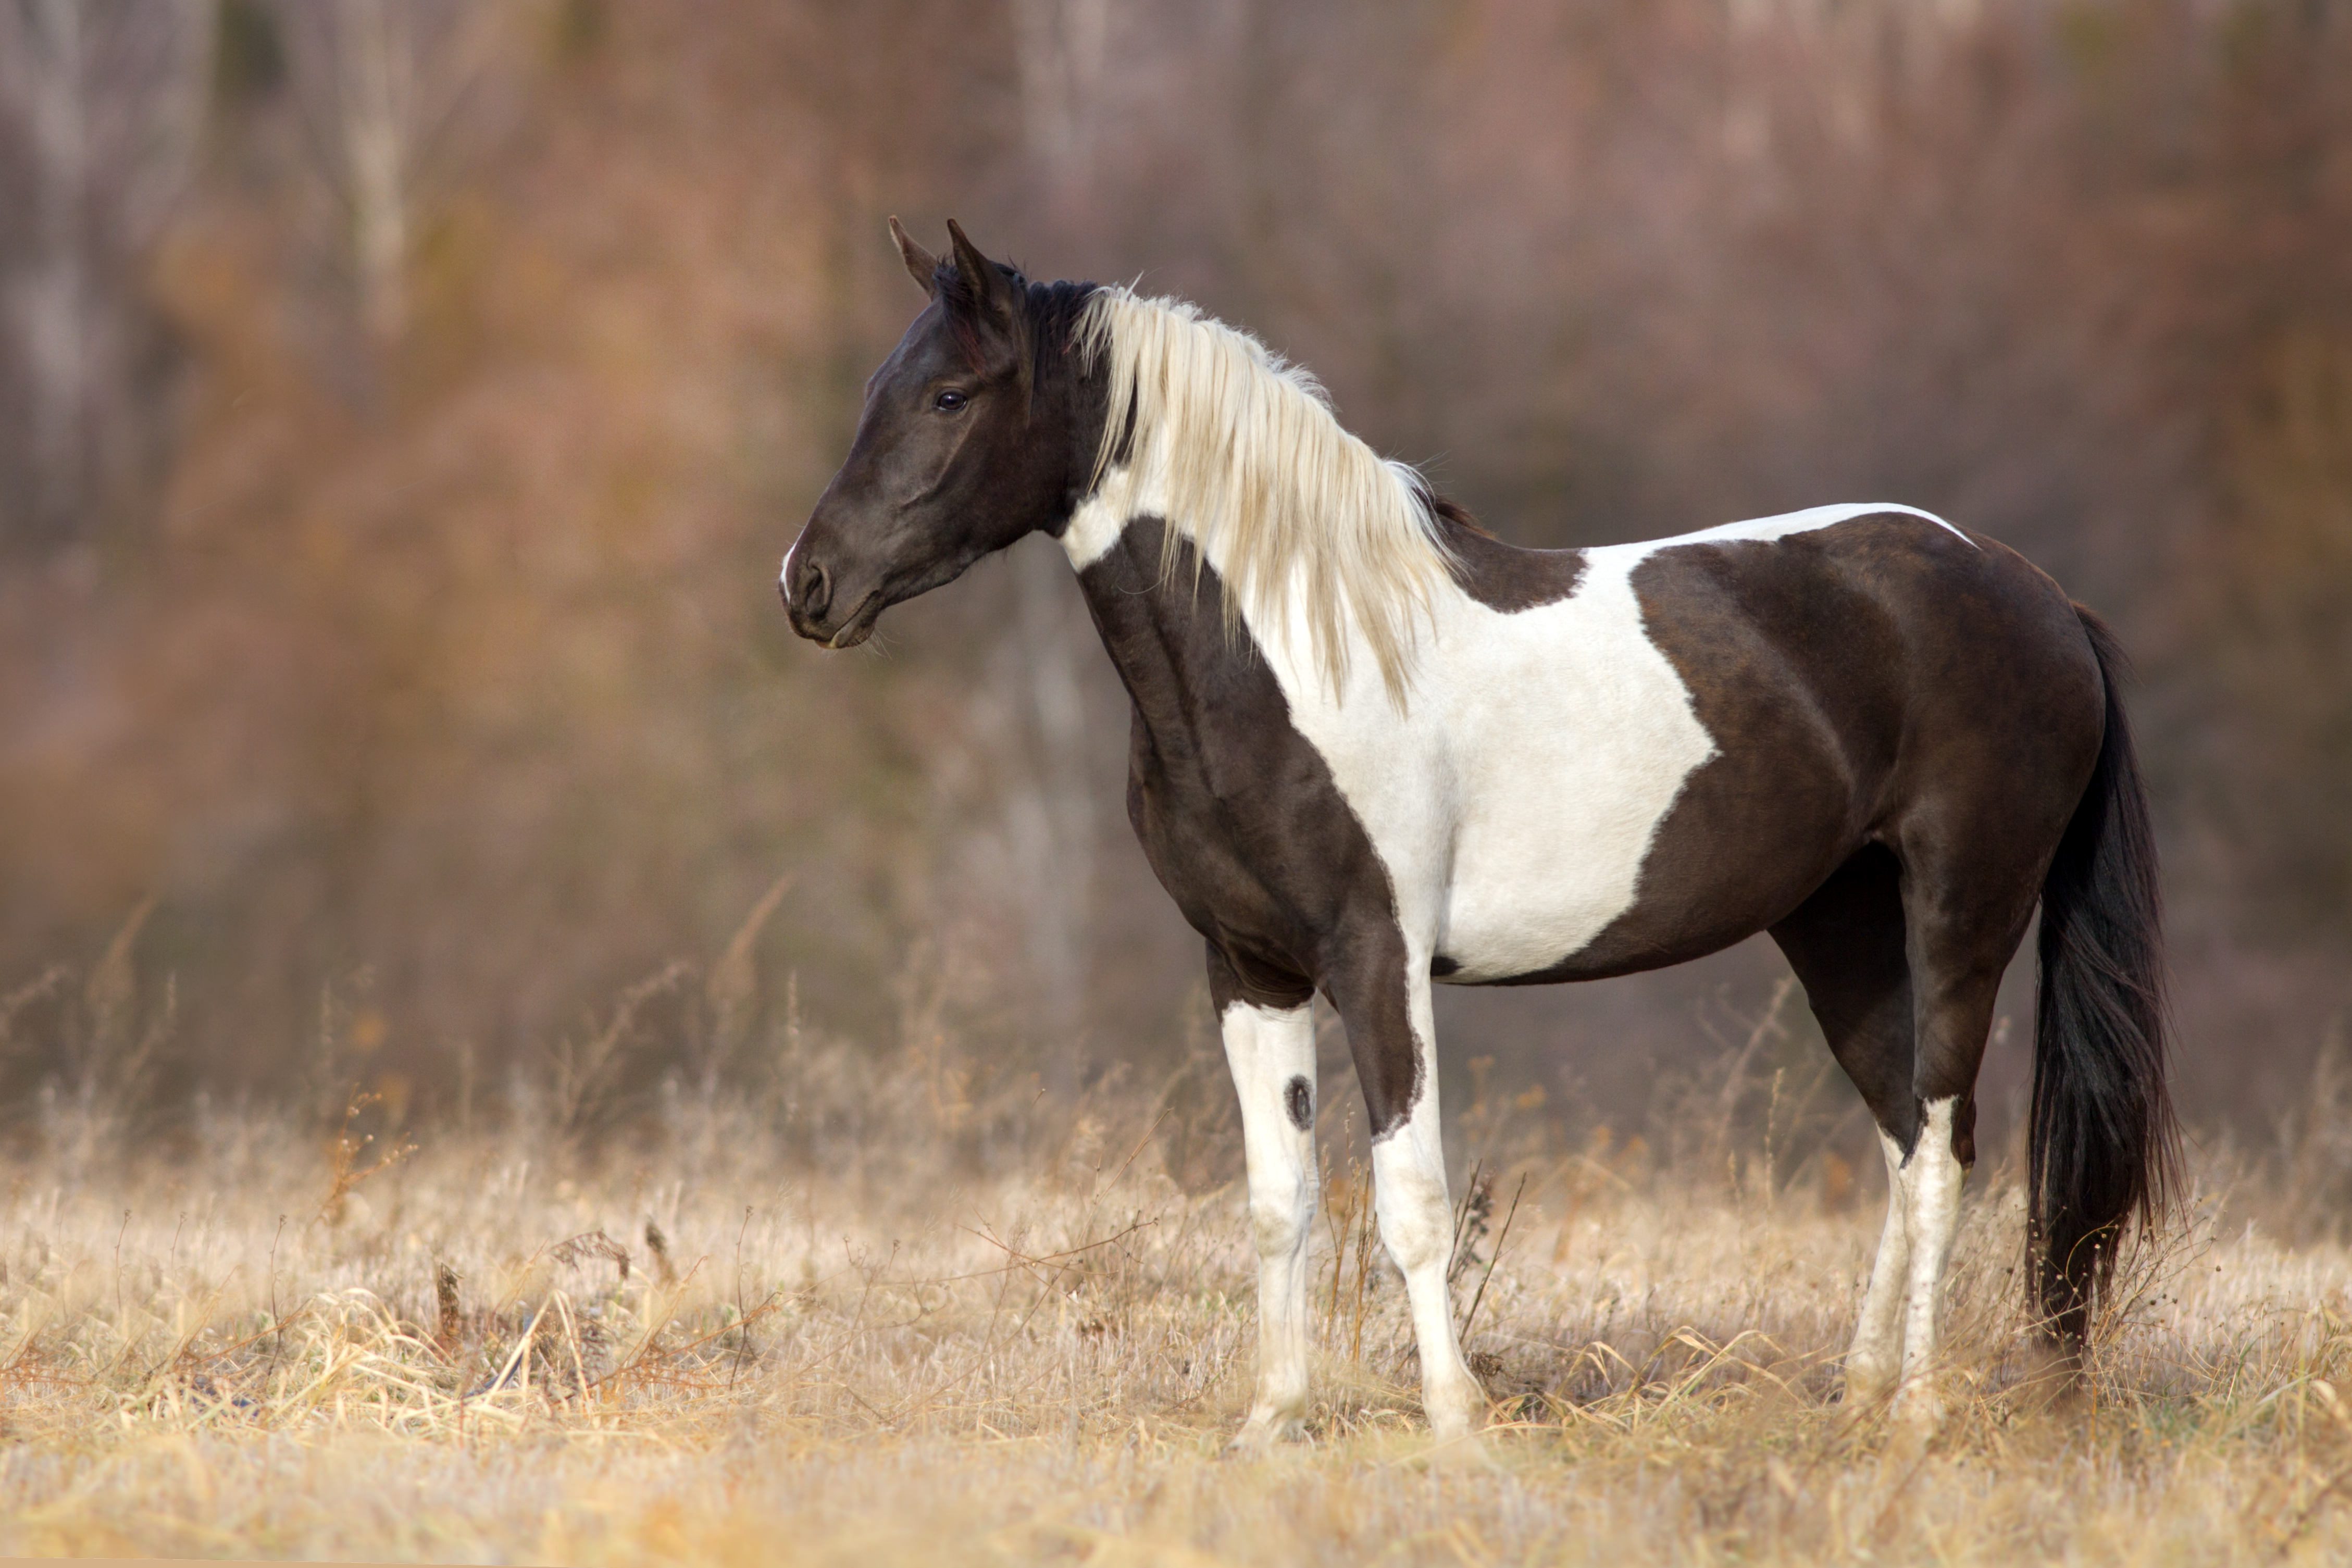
[4, 997, 2352, 1562]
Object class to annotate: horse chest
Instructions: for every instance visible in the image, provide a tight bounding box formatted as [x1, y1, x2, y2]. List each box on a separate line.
[1122, 687, 1397, 989]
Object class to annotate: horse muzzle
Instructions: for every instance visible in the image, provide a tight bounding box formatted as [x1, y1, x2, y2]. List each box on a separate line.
[779, 553, 885, 649]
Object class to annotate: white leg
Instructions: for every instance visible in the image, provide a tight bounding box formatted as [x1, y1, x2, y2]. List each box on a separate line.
[1844, 1128, 1913, 1407]
[1222, 999, 1319, 1450]
[1368, 977, 1485, 1443]
[1893, 1096, 1967, 1424]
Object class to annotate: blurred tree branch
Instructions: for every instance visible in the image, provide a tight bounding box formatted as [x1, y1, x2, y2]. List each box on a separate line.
[0, 0, 210, 550]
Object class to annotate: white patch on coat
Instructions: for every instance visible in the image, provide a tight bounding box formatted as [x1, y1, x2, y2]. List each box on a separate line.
[1220, 1000, 1320, 1445]
[1645, 501, 1976, 552]
[1059, 482, 1135, 572]
[1259, 530, 1732, 980]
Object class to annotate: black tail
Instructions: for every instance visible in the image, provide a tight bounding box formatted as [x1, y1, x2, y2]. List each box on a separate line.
[2030, 608, 2181, 1346]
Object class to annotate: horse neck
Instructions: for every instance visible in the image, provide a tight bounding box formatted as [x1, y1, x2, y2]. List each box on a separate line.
[1026, 280, 1112, 526]
[1041, 291, 1300, 742]
[1067, 517, 1272, 752]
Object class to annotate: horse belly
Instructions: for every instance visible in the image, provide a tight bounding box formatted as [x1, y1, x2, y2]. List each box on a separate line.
[1432, 646, 1719, 981]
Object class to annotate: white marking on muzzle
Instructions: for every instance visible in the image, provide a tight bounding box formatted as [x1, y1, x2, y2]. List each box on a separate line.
[778, 529, 804, 596]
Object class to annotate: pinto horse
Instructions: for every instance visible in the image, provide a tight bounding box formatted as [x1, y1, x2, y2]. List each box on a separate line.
[781, 221, 2177, 1448]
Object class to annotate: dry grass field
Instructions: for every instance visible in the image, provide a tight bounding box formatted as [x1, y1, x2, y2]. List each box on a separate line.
[4, 1018, 2352, 1567]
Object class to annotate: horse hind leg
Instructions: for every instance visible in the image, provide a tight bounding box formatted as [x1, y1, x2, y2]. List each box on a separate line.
[1769, 845, 1919, 1412]
[1884, 818, 2043, 1427]
[1854, 1127, 1914, 1406]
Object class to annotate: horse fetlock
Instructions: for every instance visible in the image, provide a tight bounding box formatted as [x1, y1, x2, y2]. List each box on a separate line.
[1889, 1376, 1947, 1433]
[1841, 1351, 1899, 1410]
[1423, 1372, 1488, 1441]
[1234, 1389, 1308, 1452]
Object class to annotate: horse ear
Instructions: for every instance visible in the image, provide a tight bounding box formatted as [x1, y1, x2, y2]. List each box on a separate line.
[944, 218, 1018, 330]
[888, 216, 939, 296]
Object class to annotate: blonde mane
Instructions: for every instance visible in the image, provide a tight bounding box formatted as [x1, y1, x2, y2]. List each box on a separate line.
[1075, 289, 1457, 706]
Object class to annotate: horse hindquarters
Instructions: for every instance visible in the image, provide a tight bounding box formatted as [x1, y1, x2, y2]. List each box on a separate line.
[1771, 564, 2117, 1415]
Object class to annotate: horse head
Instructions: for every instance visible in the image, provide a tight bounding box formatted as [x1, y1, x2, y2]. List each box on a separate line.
[780, 220, 1082, 648]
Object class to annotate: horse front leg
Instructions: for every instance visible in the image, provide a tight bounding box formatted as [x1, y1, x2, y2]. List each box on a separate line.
[1210, 949, 1320, 1451]
[1372, 1084, 1488, 1443]
[1328, 939, 1487, 1446]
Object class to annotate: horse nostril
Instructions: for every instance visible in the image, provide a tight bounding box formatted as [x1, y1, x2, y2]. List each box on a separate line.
[795, 556, 831, 618]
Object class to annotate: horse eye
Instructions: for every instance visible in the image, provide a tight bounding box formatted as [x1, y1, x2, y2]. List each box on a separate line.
[934, 389, 968, 412]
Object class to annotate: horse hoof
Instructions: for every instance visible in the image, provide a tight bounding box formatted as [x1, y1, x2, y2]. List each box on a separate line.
[1424, 1429, 1501, 1471]
[1889, 1385, 1945, 1434]
[1838, 1370, 1895, 1423]
[1228, 1414, 1300, 1457]
[1425, 1383, 1491, 1444]
[2010, 1336, 2087, 1416]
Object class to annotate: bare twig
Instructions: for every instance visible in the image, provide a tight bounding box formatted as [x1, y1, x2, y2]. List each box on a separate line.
[1459, 1172, 1527, 1345]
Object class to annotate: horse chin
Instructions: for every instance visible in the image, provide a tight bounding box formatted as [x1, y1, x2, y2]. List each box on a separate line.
[822, 593, 886, 650]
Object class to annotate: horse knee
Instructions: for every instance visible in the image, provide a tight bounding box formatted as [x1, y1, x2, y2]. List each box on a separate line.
[1249, 1193, 1311, 1260]
[1374, 1186, 1452, 1276]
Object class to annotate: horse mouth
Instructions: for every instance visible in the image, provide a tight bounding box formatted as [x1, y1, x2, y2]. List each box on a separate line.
[822, 590, 885, 649]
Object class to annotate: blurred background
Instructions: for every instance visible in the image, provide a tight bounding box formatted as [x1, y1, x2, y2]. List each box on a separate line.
[1, 0, 2346, 1173]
